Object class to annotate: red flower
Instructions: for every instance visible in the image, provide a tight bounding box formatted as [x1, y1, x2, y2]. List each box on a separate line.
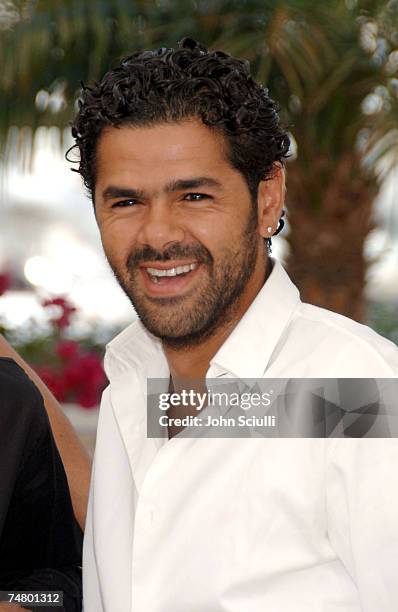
[76, 389, 100, 409]
[63, 360, 87, 388]
[56, 340, 80, 362]
[42, 297, 77, 329]
[62, 350, 107, 408]
[34, 366, 68, 403]
[0, 273, 11, 296]
[33, 298, 106, 408]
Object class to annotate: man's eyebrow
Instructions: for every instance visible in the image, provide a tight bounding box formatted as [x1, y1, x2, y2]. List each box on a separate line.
[165, 177, 223, 192]
[101, 177, 222, 201]
[102, 186, 146, 201]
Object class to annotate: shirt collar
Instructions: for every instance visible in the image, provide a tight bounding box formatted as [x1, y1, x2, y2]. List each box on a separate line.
[207, 258, 300, 379]
[104, 258, 300, 382]
[104, 318, 169, 382]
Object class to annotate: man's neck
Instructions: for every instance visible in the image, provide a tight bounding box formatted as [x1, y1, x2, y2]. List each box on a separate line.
[164, 316, 238, 382]
[163, 257, 272, 383]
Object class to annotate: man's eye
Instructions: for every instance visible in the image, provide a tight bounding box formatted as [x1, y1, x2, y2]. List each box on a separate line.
[111, 199, 137, 208]
[184, 193, 210, 201]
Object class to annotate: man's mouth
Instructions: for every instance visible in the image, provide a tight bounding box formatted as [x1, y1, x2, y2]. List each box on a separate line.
[138, 261, 202, 296]
[145, 262, 199, 283]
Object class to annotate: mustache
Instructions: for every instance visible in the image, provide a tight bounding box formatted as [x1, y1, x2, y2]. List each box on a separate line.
[126, 243, 213, 270]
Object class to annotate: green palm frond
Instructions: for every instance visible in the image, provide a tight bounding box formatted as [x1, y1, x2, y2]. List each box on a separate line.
[0, 0, 397, 175]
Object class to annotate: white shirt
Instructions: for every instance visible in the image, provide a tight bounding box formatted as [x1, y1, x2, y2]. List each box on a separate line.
[83, 259, 398, 612]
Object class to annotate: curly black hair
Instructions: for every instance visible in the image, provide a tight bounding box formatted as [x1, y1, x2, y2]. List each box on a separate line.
[70, 37, 290, 217]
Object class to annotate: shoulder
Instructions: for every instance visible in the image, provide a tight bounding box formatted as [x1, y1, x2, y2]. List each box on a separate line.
[285, 302, 398, 376]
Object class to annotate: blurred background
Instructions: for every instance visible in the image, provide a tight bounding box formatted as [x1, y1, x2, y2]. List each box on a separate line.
[0, 1, 397, 440]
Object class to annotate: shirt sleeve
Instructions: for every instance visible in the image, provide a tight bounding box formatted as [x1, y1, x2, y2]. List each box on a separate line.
[326, 438, 398, 611]
[0, 358, 83, 611]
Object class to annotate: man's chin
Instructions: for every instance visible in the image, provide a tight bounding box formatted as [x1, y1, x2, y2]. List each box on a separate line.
[138, 318, 202, 342]
[139, 311, 226, 349]
[131, 308, 211, 346]
[129, 291, 207, 336]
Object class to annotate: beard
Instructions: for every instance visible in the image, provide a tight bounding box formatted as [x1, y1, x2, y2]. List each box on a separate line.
[107, 209, 260, 349]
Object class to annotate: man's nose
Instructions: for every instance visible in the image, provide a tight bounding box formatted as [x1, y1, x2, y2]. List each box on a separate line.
[136, 201, 185, 251]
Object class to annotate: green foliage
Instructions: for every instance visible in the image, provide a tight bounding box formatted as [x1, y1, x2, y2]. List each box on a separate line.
[367, 301, 398, 344]
[1, 0, 397, 319]
[1, 0, 397, 169]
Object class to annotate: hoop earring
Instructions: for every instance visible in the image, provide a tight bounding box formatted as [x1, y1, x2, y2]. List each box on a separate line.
[273, 210, 286, 236]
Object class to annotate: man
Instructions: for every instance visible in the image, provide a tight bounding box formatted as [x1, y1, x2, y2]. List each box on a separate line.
[70, 38, 398, 611]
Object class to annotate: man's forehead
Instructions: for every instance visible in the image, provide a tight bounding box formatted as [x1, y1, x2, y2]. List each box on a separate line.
[96, 119, 228, 163]
[94, 121, 235, 195]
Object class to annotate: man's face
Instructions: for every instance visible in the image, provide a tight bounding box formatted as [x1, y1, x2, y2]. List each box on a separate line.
[94, 119, 268, 347]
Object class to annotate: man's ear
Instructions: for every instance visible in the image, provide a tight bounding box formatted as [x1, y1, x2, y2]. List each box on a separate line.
[257, 164, 285, 238]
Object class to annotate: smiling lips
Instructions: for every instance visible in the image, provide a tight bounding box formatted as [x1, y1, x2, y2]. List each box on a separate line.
[145, 262, 198, 282]
[140, 261, 201, 295]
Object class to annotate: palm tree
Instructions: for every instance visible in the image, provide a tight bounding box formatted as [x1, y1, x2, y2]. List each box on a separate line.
[1, 0, 397, 321]
[274, 2, 398, 322]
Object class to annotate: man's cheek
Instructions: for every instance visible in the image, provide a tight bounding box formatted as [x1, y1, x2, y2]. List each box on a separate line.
[100, 228, 128, 264]
[100, 238, 115, 264]
[100, 240, 124, 274]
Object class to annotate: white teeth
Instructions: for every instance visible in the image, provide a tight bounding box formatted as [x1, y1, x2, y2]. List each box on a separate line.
[146, 263, 198, 279]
